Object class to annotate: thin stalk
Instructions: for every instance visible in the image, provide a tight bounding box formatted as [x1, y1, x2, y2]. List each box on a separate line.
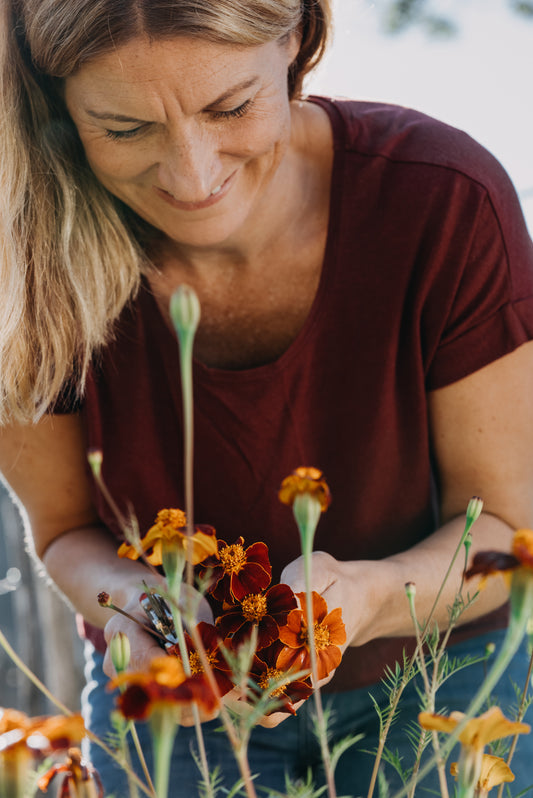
[390, 570, 533, 798]
[294, 493, 336, 798]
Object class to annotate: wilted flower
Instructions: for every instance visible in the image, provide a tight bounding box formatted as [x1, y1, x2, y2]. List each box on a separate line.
[202, 536, 272, 603]
[117, 509, 217, 566]
[37, 747, 104, 798]
[217, 583, 297, 650]
[450, 754, 515, 793]
[277, 592, 346, 681]
[278, 467, 331, 512]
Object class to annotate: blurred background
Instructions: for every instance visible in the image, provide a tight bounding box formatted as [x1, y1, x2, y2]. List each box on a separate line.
[1, 0, 532, 716]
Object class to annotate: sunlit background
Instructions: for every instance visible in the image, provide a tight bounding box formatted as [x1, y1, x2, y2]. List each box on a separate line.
[309, 0, 533, 233]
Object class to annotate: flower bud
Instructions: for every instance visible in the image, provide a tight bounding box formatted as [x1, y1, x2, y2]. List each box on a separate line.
[97, 591, 112, 607]
[466, 496, 483, 525]
[170, 285, 201, 337]
[87, 449, 103, 478]
[109, 632, 131, 674]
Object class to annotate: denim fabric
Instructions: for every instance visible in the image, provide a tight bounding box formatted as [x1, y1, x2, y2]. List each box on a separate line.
[82, 630, 533, 798]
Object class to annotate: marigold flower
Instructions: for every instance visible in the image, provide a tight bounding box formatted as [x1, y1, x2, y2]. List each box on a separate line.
[216, 583, 297, 650]
[108, 656, 218, 720]
[278, 467, 332, 512]
[168, 622, 234, 697]
[465, 528, 533, 585]
[0, 708, 86, 754]
[418, 706, 530, 750]
[276, 591, 346, 681]
[201, 536, 272, 603]
[249, 641, 313, 715]
[37, 747, 104, 797]
[1, 709, 87, 798]
[450, 754, 515, 792]
[117, 508, 217, 566]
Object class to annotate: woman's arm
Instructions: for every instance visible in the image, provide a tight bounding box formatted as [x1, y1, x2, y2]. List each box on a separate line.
[0, 414, 167, 668]
[281, 340, 533, 653]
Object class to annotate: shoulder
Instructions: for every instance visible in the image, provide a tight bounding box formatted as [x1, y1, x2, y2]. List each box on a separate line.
[309, 95, 516, 204]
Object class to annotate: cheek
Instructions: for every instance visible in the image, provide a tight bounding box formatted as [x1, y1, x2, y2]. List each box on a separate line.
[83, 139, 153, 183]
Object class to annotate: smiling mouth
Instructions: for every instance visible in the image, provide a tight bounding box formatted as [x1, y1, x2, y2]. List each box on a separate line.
[156, 173, 234, 211]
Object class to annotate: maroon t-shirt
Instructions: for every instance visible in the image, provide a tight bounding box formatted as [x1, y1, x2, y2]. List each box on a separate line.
[79, 97, 533, 690]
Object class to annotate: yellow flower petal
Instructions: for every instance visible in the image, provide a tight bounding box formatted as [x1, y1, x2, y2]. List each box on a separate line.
[450, 754, 515, 790]
[419, 707, 530, 751]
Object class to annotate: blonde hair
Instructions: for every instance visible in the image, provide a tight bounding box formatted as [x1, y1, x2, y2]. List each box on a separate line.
[0, 0, 331, 424]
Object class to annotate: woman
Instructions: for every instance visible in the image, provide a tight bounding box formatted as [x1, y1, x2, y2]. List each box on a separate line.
[1, 0, 533, 795]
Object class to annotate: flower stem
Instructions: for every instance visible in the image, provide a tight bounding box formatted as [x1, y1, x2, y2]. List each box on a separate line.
[150, 708, 178, 798]
[293, 493, 336, 798]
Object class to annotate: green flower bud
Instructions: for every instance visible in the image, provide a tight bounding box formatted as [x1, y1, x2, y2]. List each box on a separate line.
[109, 631, 131, 674]
[466, 496, 483, 525]
[170, 285, 201, 337]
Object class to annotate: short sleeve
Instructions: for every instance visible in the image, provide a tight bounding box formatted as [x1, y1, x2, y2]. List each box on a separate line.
[425, 168, 533, 390]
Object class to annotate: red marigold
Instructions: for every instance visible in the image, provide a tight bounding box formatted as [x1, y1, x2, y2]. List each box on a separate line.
[168, 622, 234, 697]
[201, 536, 272, 603]
[278, 467, 332, 512]
[216, 583, 297, 650]
[277, 591, 346, 681]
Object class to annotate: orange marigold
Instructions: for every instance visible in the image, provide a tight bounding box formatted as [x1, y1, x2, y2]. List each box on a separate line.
[277, 591, 346, 681]
[278, 467, 332, 512]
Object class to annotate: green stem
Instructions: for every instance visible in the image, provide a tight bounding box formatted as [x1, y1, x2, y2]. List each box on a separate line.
[150, 708, 178, 798]
[294, 494, 336, 798]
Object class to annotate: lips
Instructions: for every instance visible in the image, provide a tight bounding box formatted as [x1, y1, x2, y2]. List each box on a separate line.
[155, 171, 234, 211]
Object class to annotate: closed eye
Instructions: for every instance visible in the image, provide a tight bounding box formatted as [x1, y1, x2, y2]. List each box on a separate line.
[210, 98, 254, 120]
[104, 125, 146, 141]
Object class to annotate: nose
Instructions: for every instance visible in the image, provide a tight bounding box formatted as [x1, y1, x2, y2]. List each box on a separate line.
[157, 125, 220, 203]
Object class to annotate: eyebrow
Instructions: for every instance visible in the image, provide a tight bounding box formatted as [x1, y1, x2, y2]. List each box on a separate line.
[85, 76, 260, 123]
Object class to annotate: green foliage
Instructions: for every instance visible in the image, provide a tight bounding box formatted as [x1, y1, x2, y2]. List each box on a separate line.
[378, 0, 533, 34]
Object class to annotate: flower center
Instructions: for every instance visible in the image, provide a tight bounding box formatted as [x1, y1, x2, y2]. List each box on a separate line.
[301, 621, 331, 651]
[188, 652, 203, 675]
[313, 621, 331, 650]
[156, 508, 187, 529]
[219, 543, 247, 574]
[241, 593, 268, 623]
[258, 667, 287, 697]
[188, 650, 218, 675]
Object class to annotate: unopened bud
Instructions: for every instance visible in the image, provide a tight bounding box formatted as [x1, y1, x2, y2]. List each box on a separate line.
[109, 632, 131, 674]
[466, 496, 483, 525]
[87, 449, 103, 478]
[170, 285, 201, 336]
[97, 591, 112, 608]
[405, 582, 416, 598]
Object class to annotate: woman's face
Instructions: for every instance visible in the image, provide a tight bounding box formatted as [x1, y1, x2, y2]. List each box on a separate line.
[64, 34, 299, 250]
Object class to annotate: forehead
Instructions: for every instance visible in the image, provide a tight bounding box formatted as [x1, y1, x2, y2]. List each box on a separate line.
[68, 35, 280, 98]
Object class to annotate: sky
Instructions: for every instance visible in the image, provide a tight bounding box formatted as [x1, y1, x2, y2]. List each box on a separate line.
[307, 0, 533, 234]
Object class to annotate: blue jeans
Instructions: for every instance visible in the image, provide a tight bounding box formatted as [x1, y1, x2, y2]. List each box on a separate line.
[82, 630, 533, 797]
